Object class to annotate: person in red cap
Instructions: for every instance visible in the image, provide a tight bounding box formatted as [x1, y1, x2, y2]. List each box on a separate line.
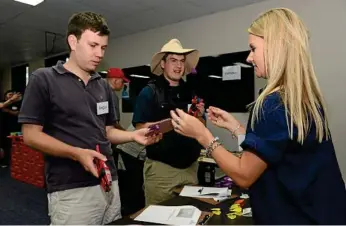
[107, 68, 129, 88]
[106, 67, 129, 130]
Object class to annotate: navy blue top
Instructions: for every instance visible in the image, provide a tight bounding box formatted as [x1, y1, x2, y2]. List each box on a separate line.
[241, 92, 346, 224]
[132, 76, 202, 168]
[132, 86, 156, 123]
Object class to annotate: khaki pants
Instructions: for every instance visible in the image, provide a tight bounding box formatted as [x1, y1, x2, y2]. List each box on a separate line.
[47, 180, 121, 225]
[143, 159, 198, 206]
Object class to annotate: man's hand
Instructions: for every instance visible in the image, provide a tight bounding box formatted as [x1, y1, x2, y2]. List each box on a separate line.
[74, 148, 107, 178]
[132, 128, 162, 146]
[9, 92, 22, 103]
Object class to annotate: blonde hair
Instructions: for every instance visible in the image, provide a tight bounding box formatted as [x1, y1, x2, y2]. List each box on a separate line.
[248, 8, 329, 143]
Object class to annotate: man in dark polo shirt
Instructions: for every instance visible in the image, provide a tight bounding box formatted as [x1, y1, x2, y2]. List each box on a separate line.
[18, 12, 160, 225]
[132, 39, 205, 205]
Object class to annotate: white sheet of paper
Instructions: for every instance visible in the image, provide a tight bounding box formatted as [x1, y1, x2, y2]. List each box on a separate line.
[213, 189, 233, 202]
[222, 65, 241, 81]
[134, 205, 201, 225]
[179, 186, 228, 199]
[242, 207, 252, 217]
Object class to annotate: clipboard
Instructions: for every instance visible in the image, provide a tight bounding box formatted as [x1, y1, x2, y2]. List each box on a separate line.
[130, 207, 213, 225]
[173, 186, 238, 205]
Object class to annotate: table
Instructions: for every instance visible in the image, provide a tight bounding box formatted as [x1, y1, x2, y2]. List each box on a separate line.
[109, 186, 253, 225]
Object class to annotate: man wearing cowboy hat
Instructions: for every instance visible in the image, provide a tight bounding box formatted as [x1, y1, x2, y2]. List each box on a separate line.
[132, 39, 205, 205]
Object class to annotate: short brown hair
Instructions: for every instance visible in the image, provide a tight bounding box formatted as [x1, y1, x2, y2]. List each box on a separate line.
[162, 52, 186, 62]
[66, 12, 110, 49]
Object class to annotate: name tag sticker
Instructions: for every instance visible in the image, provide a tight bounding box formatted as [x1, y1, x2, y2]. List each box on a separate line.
[97, 101, 109, 115]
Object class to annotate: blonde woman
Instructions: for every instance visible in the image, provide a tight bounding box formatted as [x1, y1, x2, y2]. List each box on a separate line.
[170, 8, 346, 224]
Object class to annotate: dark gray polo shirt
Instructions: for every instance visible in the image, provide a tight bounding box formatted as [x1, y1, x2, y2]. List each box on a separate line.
[18, 61, 118, 193]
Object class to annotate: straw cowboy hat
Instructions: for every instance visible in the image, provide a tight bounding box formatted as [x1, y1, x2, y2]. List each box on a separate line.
[150, 39, 200, 76]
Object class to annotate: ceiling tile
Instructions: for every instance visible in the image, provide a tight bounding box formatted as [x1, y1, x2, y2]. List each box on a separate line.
[152, 1, 207, 24]
[78, 0, 149, 19]
[8, 11, 65, 35]
[0, 0, 269, 67]
[188, 0, 266, 13]
[115, 8, 158, 34]
[0, 0, 30, 24]
[115, 1, 206, 35]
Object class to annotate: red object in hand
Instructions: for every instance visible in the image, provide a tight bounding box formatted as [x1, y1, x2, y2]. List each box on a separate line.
[234, 199, 245, 207]
[95, 145, 112, 192]
[188, 96, 204, 117]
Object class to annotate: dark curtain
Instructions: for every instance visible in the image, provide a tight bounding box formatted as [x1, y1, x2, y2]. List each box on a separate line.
[11, 64, 28, 94]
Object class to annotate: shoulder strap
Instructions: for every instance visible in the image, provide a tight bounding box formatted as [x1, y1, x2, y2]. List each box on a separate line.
[147, 80, 165, 107]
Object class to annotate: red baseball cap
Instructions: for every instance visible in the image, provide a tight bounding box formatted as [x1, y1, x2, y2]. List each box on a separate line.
[107, 68, 130, 82]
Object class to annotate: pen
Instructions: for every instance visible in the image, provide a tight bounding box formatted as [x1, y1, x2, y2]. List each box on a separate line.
[199, 214, 211, 225]
[198, 188, 204, 194]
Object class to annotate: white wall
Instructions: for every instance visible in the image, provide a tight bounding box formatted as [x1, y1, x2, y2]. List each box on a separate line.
[103, 0, 346, 179]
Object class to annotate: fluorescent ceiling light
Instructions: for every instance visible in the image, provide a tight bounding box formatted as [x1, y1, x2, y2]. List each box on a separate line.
[208, 75, 222, 79]
[14, 0, 44, 6]
[234, 62, 252, 68]
[130, 74, 150, 79]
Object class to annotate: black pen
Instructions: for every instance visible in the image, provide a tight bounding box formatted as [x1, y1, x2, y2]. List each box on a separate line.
[198, 187, 204, 194]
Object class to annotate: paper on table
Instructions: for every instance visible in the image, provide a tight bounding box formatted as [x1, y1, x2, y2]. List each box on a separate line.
[134, 205, 201, 225]
[180, 186, 229, 199]
[213, 189, 232, 202]
[242, 207, 252, 217]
